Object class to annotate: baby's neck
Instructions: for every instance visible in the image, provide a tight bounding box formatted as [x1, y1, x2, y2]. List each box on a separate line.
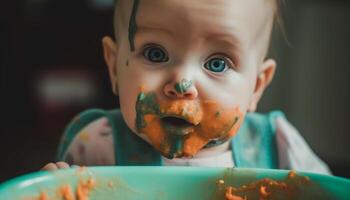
[191, 141, 231, 158]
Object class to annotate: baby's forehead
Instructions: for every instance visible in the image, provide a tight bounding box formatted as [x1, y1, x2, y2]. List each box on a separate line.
[118, 0, 274, 33]
[116, 0, 274, 56]
[147, 2, 270, 36]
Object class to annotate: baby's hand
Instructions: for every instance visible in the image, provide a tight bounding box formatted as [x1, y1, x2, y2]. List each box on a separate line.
[41, 162, 70, 171]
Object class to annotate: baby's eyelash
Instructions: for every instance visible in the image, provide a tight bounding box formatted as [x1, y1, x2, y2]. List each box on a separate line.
[138, 43, 163, 54]
[140, 43, 169, 63]
[206, 53, 237, 69]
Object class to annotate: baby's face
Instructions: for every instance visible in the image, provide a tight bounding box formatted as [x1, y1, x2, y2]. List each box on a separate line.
[104, 0, 276, 158]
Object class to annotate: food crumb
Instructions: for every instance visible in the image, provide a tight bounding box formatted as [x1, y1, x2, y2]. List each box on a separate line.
[259, 186, 270, 198]
[38, 192, 47, 200]
[107, 181, 114, 188]
[60, 185, 74, 200]
[58, 177, 95, 200]
[76, 177, 96, 200]
[223, 170, 311, 200]
[225, 187, 247, 200]
[287, 170, 296, 179]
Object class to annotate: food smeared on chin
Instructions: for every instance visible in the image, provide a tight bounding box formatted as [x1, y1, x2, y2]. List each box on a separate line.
[135, 90, 243, 159]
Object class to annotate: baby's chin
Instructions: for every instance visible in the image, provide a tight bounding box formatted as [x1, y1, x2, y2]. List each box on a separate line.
[133, 132, 231, 159]
[131, 132, 190, 158]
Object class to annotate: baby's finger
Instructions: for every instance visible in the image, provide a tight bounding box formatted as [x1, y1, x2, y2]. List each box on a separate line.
[56, 162, 70, 169]
[41, 163, 58, 171]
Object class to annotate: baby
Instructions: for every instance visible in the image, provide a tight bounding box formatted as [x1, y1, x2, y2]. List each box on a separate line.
[43, 0, 330, 174]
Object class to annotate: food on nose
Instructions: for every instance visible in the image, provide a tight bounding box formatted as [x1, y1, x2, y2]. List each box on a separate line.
[174, 78, 193, 94]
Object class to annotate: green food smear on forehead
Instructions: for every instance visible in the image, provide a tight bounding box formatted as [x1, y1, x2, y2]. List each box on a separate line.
[128, 0, 140, 51]
[175, 79, 193, 94]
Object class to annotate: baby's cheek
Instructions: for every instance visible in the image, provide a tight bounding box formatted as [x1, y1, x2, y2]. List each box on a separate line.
[139, 114, 171, 154]
[120, 97, 138, 131]
[182, 106, 243, 156]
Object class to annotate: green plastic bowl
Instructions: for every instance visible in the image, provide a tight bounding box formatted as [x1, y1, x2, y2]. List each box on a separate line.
[0, 167, 349, 200]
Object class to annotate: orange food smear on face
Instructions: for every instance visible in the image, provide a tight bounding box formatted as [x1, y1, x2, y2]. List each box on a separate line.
[138, 93, 243, 157]
[143, 114, 156, 124]
[141, 114, 169, 153]
[139, 84, 147, 92]
[182, 132, 208, 156]
[160, 100, 203, 125]
[197, 101, 242, 140]
[182, 101, 243, 156]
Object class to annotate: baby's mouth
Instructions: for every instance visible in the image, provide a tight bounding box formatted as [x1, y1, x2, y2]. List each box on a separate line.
[161, 116, 196, 136]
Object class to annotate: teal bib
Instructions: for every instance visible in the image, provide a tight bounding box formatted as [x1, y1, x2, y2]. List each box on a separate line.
[57, 109, 283, 168]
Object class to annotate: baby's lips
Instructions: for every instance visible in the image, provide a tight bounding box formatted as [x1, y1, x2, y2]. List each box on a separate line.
[185, 111, 202, 125]
[159, 100, 203, 125]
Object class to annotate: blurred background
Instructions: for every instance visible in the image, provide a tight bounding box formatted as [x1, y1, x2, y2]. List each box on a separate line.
[1, 0, 349, 182]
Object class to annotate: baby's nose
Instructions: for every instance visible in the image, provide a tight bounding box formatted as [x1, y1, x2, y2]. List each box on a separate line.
[163, 78, 198, 99]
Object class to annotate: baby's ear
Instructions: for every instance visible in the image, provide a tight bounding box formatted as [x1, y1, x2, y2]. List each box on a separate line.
[102, 36, 118, 95]
[248, 59, 276, 112]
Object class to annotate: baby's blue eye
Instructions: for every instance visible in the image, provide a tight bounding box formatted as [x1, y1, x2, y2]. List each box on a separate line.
[204, 57, 228, 73]
[143, 46, 169, 63]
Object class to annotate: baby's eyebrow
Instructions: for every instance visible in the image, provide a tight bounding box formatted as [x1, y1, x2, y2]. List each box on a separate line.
[204, 32, 242, 66]
[137, 25, 175, 38]
[204, 33, 241, 49]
